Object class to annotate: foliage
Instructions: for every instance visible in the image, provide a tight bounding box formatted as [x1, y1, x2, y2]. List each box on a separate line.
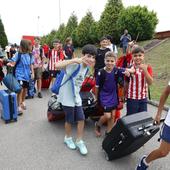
[63, 12, 78, 44]
[0, 18, 8, 48]
[98, 0, 124, 43]
[117, 5, 158, 41]
[76, 11, 98, 47]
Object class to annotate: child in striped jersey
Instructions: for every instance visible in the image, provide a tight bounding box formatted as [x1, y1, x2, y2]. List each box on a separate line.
[126, 46, 153, 115]
[48, 39, 64, 85]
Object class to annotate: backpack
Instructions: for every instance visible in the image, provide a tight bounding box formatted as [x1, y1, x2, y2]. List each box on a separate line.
[51, 64, 89, 95]
[48, 94, 62, 111]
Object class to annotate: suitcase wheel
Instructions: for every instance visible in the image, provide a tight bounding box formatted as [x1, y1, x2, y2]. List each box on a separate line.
[103, 150, 110, 161]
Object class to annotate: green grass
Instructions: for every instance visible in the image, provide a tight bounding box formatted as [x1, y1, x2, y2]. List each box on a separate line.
[144, 39, 170, 106]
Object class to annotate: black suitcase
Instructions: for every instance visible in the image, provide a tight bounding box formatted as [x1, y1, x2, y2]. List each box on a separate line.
[102, 112, 160, 161]
[80, 91, 97, 119]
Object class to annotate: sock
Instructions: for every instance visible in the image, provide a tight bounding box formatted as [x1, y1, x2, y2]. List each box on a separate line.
[143, 157, 150, 166]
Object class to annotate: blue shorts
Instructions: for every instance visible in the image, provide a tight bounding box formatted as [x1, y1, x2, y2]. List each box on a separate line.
[62, 105, 85, 124]
[161, 124, 170, 143]
[127, 98, 147, 115]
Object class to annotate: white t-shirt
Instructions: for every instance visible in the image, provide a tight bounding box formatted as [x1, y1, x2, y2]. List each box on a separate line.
[57, 64, 88, 107]
[107, 44, 118, 55]
[165, 81, 170, 126]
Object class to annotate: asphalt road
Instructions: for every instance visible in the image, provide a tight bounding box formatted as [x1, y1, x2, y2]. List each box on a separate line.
[0, 89, 169, 170]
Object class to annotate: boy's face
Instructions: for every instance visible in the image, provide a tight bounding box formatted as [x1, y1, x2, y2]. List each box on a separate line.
[133, 52, 144, 65]
[104, 56, 115, 70]
[83, 54, 95, 67]
[53, 42, 60, 49]
[100, 39, 108, 48]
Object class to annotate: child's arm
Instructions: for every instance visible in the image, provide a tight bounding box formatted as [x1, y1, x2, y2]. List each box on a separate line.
[139, 64, 153, 85]
[30, 64, 34, 79]
[154, 84, 170, 124]
[95, 86, 99, 101]
[55, 57, 83, 70]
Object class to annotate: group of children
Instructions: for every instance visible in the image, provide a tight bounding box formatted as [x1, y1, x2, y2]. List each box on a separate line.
[1, 34, 169, 169]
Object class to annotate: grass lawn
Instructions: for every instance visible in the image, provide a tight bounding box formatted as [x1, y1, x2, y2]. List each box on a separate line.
[74, 39, 170, 106]
[144, 38, 170, 106]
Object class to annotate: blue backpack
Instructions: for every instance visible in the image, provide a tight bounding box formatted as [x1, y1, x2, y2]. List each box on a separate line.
[51, 64, 88, 95]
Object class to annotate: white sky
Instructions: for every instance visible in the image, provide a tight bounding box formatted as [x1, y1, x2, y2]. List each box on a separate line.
[0, 0, 169, 44]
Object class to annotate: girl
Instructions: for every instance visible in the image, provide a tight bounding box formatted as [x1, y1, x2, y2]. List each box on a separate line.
[8, 39, 34, 115]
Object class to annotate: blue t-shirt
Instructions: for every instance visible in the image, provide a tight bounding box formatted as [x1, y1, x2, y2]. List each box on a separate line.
[96, 67, 125, 108]
[11, 52, 34, 81]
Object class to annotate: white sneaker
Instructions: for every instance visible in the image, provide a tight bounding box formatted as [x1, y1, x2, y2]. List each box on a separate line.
[64, 136, 76, 150]
[75, 140, 88, 155]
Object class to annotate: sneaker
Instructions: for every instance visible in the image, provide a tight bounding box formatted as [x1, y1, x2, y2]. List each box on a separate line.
[75, 140, 88, 155]
[21, 102, 26, 110]
[38, 92, 43, 98]
[136, 156, 149, 170]
[64, 136, 76, 150]
[25, 95, 34, 99]
[95, 122, 101, 137]
[18, 106, 23, 116]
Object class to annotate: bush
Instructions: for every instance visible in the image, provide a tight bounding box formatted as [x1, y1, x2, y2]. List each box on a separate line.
[117, 5, 158, 41]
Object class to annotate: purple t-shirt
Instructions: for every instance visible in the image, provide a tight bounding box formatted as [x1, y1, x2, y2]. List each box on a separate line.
[96, 67, 125, 108]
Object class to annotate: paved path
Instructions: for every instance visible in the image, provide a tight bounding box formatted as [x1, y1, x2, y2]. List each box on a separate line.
[0, 89, 169, 170]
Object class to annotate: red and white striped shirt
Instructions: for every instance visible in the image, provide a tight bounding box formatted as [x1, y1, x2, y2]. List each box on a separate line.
[48, 49, 64, 71]
[127, 65, 153, 100]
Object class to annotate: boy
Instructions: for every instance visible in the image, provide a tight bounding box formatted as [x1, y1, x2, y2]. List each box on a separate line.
[94, 37, 110, 76]
[94, 51, 134, 137]
[136, 81, 170, 170]
[32, 37, 45, 98]
[106, 35, 118, 58]
[48, 39, 64, 85]
[56, 44, 97, 155]
[126, 46, 153, 115]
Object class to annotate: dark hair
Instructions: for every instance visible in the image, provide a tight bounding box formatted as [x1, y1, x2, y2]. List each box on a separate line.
[132, 46, 145, 54]
[106, 35, 113, 42]
[105, 51, 116, 60]
[99, 36, 107, 42]
[82, 44, 97, 56]
[19, 39, 32, 53]
[52, 39, 61, 44]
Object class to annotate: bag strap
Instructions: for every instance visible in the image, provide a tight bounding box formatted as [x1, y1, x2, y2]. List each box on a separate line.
[60, 64, 81, 88]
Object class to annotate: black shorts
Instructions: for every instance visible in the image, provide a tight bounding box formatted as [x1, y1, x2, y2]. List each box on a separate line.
[18, 80, 29, 88]
[103, 105, 117, 112]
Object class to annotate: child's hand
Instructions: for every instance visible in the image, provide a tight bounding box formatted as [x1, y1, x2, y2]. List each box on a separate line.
[139, 64, 147, 71]
[126, 67, 135, 74]
[122, 70, 130, 77]
[154, 113, 161, 125]
[7, 62, 15, 67]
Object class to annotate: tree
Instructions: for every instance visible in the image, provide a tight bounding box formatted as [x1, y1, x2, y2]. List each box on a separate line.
[63, 12, 78, 42]
[117, 5, 158, 41]
[76, 11, 98, 47]
[98, 0, 124, 43]
[54, 23, 66, 43]
[0, 18, 8, 48]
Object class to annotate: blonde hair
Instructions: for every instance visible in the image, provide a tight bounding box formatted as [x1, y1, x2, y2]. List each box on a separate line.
[105, 51, 116, 60]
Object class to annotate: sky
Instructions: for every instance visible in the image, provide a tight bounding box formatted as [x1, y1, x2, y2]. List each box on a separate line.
[0, 0, 169, 44]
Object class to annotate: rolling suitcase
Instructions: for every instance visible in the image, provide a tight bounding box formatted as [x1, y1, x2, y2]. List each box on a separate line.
[0, 90, 18, 123]
[102, 112, 160, 161]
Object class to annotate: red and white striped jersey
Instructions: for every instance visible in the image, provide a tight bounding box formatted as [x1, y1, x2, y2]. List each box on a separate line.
[48, 49, 64, 71]
[127, 65, 153, 100]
